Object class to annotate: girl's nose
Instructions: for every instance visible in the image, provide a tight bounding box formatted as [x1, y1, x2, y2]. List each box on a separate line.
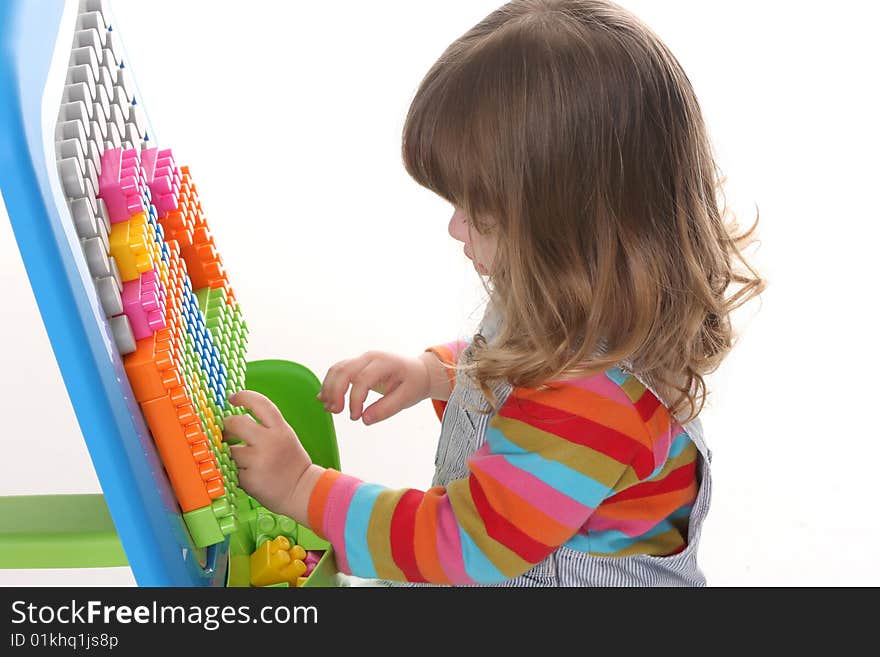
[448, 207, 468, 243]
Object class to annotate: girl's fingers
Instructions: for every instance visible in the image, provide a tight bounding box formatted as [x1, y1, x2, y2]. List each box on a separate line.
[228, 443, 251, 469]
[320, 354, 371, 413]
[317, 358, 352, 412]
[222, 413, 263, 444]
[361, 385, 406, 425]
[227, 390, 286, 428]
[349, 362, 394, 421]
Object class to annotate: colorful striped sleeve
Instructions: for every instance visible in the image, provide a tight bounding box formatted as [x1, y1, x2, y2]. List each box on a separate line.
[425, 340, 470, 421]
[307, 377, 654, 584]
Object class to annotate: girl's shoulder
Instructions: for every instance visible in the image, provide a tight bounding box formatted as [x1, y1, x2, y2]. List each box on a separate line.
[513, 365, 647, 412]
[506, 365, 677, 445]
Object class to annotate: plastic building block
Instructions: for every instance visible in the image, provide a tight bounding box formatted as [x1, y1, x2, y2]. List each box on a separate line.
[121, 267, 166, 339]
[108, 211, 155, 281]
[302, 549, 324, 576]
[290, 544, 307, 562]
[142, 147, 181, 217]
[140, 393, 218, 511]
[69, 193, 110, 244]
[95, 275, 123, 317]
[182, 499, 237, 549]
[299, 548, 339, 588]
[296, 525, 331, 551]
[251, 507, 298, 550]
[80, 235, 111, 278]
[98, 147, 146, 222]
[108, 314, 136, 355]
[249, 536, 308, 587]
[58, 146, 98, 198]
[164, 165, 230, 292]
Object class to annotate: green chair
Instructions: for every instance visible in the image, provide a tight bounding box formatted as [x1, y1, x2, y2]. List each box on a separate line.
[0, 360, 340, 587]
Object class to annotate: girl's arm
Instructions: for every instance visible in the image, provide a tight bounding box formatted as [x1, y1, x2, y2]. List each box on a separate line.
[295, 376, 659, 585]
[418, 349, 455, 403]
[422, 339, 470, 415]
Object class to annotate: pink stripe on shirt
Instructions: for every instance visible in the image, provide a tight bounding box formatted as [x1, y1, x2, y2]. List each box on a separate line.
[322, 475, 362, 575]
[435, 498, 478, 585]
[469, 446, 590, 528]
[565, 373, 636, 407]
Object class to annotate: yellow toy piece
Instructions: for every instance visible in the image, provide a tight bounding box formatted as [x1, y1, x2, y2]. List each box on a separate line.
[249, 536, 309, 587]
[109, 212, 154, 282]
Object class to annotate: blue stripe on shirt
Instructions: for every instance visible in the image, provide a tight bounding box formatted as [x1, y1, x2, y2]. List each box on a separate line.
[485, 426, 612, 508]
[343, 483, 385, 578]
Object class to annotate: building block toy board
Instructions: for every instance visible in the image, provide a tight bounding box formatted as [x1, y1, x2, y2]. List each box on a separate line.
[0, 0, 340, 586]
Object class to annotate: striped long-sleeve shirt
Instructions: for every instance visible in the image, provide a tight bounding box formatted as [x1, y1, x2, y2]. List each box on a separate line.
[306, 340, 700, 585]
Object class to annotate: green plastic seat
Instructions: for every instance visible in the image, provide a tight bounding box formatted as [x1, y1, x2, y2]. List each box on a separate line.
[0, 360, 339, 581]
[244, 359, 341, 471]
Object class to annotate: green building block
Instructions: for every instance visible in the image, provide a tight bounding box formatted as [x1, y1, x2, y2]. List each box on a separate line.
[182, 494, 238, 549]
[182, 505, 224, 548]
[226, 553, 251, 587]
[300, 548, 338, 588]
[296, 525, 330, 551]
[251, 507, 298, 550]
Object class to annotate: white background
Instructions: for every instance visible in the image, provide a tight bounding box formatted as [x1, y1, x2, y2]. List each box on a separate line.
[1, 0, 878, 586]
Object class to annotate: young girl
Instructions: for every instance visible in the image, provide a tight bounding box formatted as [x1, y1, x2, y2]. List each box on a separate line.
[223, 0, 764, 587]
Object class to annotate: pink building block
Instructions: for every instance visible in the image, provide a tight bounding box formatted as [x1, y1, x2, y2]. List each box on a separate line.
[98, 147, 147, 223]
[120, 267, 167, 340]
[142, 147, 181, 218]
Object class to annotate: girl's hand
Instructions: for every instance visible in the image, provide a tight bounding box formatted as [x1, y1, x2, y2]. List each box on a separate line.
[223, 390, 320, 521]
[317, 351, 435, 425]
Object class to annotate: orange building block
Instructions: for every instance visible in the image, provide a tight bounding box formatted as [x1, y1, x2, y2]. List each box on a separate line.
[140, 393, 224, 512]
[158, 205, 195, 248]
[123, 329, 178, 403]
[181, 240, 226, 290]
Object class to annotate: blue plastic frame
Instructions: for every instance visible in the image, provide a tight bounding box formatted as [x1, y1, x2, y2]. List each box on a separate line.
[0, 0, 227, 586]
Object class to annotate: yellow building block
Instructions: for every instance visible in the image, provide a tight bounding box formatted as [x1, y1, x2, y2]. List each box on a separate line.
[250, 536, 308, 587]
[109, 212, 154, 282]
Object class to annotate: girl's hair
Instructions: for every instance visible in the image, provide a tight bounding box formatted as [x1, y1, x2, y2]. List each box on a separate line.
[402, 0, 766, 424]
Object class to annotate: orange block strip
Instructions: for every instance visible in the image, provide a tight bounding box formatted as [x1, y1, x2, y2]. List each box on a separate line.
[141, 394, 212, 512]
[123, 329, 178, 403]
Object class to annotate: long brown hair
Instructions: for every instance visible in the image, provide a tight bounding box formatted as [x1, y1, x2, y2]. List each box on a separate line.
[402, 0, 765, 423]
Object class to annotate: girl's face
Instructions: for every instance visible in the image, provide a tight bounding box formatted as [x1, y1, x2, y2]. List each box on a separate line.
[448, 207, 497, 276]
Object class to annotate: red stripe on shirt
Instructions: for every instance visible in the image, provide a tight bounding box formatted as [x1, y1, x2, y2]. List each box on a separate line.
[604, 460, 698, 505]
[499, 398, 653, 477]
[389, 489, 426, 582]
[633, 390, 661, 423]
[468, 476, 553, 564]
